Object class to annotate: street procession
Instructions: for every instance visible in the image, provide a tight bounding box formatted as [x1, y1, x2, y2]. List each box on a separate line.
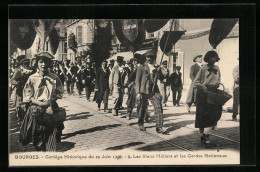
[9, 19, 240, 154]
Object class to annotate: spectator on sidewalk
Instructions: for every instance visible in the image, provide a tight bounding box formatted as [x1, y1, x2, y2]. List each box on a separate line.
[169, 66, 183, 106]
[232, 60, 239, 122]
[186, 54, 202, 112]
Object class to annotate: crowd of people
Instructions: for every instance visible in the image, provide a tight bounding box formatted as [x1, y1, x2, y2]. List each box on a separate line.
[9, 50, 239, 151]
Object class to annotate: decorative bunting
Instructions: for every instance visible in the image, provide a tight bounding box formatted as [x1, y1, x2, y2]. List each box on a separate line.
[159, 31, 185, 54]
[143, 19, 169, 33]
[10, 19, 36, 50]
[209, 19, 238, 49]
[49, 28, 60, 55]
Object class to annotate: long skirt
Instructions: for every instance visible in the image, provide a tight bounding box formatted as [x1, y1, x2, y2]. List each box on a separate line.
[195, 88, 222, 128]
[19, 106, 64, 152]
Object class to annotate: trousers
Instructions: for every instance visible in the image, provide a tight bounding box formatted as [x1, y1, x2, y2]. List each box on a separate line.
[138, 92, 163, 128]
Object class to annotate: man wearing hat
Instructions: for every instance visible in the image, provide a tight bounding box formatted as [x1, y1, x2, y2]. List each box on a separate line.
[135, 50, 165, 133]
[108, 59, 115, 72]
[186, 54, 202, 112]
[158, 60, 170, 107]
[10, 55, 33, 121]
[169, 66, 183, 107]
[109, 56, 126, 116]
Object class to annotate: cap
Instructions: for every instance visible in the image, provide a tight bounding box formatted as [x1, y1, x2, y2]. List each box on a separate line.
[193, 54, 202, 62]
[19, 58, 30, 65]
[145, 50, 156, 58]
[16, 55, 26, 64]
[35, 52, 55, 60]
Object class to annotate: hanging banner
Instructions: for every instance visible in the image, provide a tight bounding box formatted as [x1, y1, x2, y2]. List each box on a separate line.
[143, 19, 169, 33]
[32, 19, 58, 52]
[159, 31, 185, 55]
[113, 19, 146, 52]
[49, 28, 60, 55]
[209, 19, 238, 49]
[10, 19, 36, 50]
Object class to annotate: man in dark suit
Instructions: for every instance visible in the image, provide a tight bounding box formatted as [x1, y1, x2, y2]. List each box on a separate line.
[95, 60, 110, 112]
[186, 54, 202, 112]
[81, 63, 95, 101]
[109, 56, 126, 116]
[170, 66, 183, 106]
[135, 50, 164, 134]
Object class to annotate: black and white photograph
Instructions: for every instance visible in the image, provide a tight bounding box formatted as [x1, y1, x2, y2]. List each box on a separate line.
[7, 2, 255, 165]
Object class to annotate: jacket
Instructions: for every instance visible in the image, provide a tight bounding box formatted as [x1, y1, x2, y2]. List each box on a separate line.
[135, 62, 159, 95]
[189, 63, 201, 81]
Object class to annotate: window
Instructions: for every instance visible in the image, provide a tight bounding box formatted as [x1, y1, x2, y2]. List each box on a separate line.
[77, 26, 83, 45]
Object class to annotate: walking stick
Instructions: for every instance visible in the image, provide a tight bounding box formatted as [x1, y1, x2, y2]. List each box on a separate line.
[151, 20, 174, 94]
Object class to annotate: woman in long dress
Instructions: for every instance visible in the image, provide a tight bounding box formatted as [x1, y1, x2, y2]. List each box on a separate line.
[194, 51, 222, 145]
[19, 52, 64, 152]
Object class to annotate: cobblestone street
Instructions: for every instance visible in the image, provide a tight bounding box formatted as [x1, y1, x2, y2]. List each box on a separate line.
[9, 90, 240, 153]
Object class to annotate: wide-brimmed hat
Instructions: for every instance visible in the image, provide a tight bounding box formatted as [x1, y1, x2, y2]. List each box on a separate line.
[34, 52, 55, 60]
[134, 53, 142, 59]
[204, 51, 220, 63]
[193, 54, 202, 62]
[117, 56, 124, 62]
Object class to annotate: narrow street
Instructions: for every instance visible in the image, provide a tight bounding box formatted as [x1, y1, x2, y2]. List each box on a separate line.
[9, 90, 240, 153]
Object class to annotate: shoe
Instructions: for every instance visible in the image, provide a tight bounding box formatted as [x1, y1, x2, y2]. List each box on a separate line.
[104, 109, 108, 112]
[98, 108, 100, 111]
[138, 124, 146, 131]
[113, 110, 118, 116]
[145, 118, 150, 123]
[164, 104, 167, 107]
[232, 117, 238, 122]
[156, 127, 165, 134]
[212, 125, 218, 130]
[201, 134, 210, 144]
[177, 104, 180, 106]
[187, 106, 191, 113]
[127, 113, 131, 120]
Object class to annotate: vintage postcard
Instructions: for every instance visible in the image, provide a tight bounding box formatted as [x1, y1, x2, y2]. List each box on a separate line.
[9, 14, 241, 166]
